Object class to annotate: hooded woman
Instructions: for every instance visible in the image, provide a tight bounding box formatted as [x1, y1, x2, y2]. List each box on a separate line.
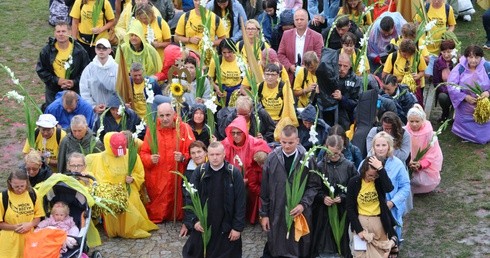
[115, 20, 162, 76]
[188, 104, 212, 147]
[221, 115, 271, 224]
[85, 132, 158, 238]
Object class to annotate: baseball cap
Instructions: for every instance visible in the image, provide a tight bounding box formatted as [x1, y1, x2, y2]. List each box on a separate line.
[95, 38, 111, 49]
[36, 114, 58, 128]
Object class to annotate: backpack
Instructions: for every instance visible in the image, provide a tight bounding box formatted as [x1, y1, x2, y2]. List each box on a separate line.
[34, 127, 63, 146]
[425, 3, 450, 23]
[258, 81, 285, 117]
[49, 0, 69, 26]
[199, 163, 235, 183]
[183, 10, 220, 36]
[2, 190, 37, 221]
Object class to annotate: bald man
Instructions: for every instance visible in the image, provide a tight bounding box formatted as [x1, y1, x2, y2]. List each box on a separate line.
[139, 102, 196, 223]
[318, 52, 361, 130]
[277, 9, 324, 83]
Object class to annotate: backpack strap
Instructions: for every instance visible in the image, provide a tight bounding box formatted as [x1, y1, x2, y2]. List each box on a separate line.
[258, 82, 265, 103]
[391, 51, 398, 71]
[55, 127, 62, 145]
[2, 190, 37, 221]
[301, 67, 308, 89]
[227, 164, 234, 183]
[238, 41, 244, 53]
[157, 16, 163, 30]
[425, 3, 450, 23]
[183, 11, 191, 35]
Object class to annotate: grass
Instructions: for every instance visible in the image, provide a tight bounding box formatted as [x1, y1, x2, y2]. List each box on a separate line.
[0, 0, 489, 256]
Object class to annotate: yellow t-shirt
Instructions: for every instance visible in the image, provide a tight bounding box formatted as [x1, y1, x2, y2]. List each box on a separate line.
[383, 51, 427, 86]
[293, 67, 316, 108]
[241, 65, 289, 89]
[208, 57, 242, 87]
[23, 129, 67, 173]
[337, 8, 373, 26]
[390, 37, 430, 59]
[175, 9, 227, 53]
[0, 190, 45, 258]
[357, 179, 380, 216]
[133, 82, 147, 119]
[415, 4, 456, 55]
[70, 0, 115, 43]
[261, 83, 284, 121]
[141, 17, 171, 61]
[53, 42, 73, 79]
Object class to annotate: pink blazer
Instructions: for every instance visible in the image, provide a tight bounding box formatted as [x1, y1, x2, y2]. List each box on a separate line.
[277, 28, 324, 83]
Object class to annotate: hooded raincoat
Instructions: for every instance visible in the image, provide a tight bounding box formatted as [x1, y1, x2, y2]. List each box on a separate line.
[85, 132, 158, 238]
[79, 55, 118, 109]
[447, 57, 490, 144]
[140, 114, 195, 223]
[222, 116, 271, 224]
[406, 120, 443, 194]
[115, 20, 162, 76]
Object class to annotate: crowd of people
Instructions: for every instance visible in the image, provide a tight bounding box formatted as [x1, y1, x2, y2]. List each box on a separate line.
[1, 0, 490, 257]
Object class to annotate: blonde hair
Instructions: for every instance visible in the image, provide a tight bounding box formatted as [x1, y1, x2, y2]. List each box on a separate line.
[24, 150, 43, 166]
[371, 131, 394, 157]
[52, 201, 70, 217]
[245, 19, 261, 30]
[253, 151, 268, 165]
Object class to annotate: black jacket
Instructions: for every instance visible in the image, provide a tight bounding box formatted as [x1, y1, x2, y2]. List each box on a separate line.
[93, 108, 145, 141]
[184, 162, 246, 233]
[36, 37, 90, 96]
[346, 168, 397, 238]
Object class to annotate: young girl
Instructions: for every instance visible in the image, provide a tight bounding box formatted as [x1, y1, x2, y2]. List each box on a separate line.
[338, 0, 372, 26]
[433, 39, 457, 122]
[37, 201, 79, 253]
[406, 104, 443, 194]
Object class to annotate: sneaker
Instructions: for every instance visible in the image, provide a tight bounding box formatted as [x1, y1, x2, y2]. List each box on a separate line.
[484, 42, 490, 50]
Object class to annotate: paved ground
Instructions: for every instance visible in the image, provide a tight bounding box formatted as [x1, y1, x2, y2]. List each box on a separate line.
[94, 222, 267, 258]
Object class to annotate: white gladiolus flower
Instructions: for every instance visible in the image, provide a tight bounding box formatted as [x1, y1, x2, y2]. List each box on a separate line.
[359, 36, 369, 48]
[419, 45, 425, 50]
[424, 20, 437, 31]
[67, 55, 73, 65]
[117, 105, 125, 116]
[199, 0, 206, 7]
[430, 135, 438, 147]
[357, 56, 366, 74]
[204, 96, 218, 114]
[451, 57, 457, 64]
[63, 61, 70, 70]
[145, 78, 155, 104]
[234, 155, 243, 167]
[451, 49, 458, 57]
[308, 125, 319, 144]
[4, 66, 14, 78]
[185, 183, 198, 194]
[12, 78, 20, 85]
[299, 159, 309, 168]
[365, 5, 374, 13]
[146, 25, 155, 43]
[5, 90, 25, 103]
[136, 121, 146, 132]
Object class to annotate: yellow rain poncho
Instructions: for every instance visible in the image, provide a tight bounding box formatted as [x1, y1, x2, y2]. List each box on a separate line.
[115, 20, 162, 76]
[86, 132, 158, 238]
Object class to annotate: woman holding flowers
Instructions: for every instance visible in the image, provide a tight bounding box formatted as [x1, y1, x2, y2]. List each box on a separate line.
[311, 135, 358, 257]
[134, 3, 171, 61]
[406, 104, 442, 194]
[70, 0, 115, 59]
[337, 0, 372, 26]
[86, 132, 158, 238]
[366, 131, 410, 244]
[447, 45, 490, 144]
[346, 156, 398, 258]
[208, 38, 243, 107]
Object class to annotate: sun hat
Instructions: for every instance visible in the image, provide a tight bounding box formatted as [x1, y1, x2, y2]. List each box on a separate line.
[36, 114, 58, 128]
[95, 38, 111, 48]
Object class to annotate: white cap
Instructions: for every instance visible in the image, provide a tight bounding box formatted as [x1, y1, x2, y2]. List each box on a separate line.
[36, 114, 58, 128]
[95, 38, 111, 48]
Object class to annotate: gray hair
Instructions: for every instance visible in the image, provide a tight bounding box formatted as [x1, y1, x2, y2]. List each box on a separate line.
[67, 152, 86, 165]
[130, 62, 144, 72]
[70, 115, 88, 127]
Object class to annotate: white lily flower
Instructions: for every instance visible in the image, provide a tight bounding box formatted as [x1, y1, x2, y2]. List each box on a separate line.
[308, 125, 319, 144]
[430, 135, 438, 147]
[67, 55, 73, 65]
[424, 20, 437, 31]
[359, 36, 369, 48]
[96, 124, 104, 137]
[451, 57, 457, 64]
[199, 0, 206, 7]
[132, 132, 139, 139]
[419, 45, 425, 50]
[63, 61, 71, 70]
[135, 121, 146, 133]
[5, 90, 25, 103]
[12, 78, 20, 85]
[117, 105, 125, 116]
[357, 56, 366, 74]
[451, 49, 458, 57]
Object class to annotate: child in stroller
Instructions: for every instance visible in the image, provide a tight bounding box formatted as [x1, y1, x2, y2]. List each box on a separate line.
[36, 201, 79, 253]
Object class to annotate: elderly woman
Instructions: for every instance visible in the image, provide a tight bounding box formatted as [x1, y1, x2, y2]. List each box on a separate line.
[134, 3, 171, 61]
[366, 131, 410, 243]
[86, 132, 158, 238]
[447, 45, 490, 144]
[24, 150, 53, 188]
[406, 104, 443, 194]
[0, 170, 44, 257]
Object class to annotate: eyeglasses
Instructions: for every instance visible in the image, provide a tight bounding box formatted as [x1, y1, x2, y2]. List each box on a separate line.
[246, 27, 258, 31]
[327, 152, 342, 158]
[230, 131, 243, 136]
[68, 164, 85, 169]
[26, 166, 41, 172]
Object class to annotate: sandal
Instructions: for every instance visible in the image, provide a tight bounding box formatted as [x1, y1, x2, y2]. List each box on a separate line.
[389, 236, 399, 258]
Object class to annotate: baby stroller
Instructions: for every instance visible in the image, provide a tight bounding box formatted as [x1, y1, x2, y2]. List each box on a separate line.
[33, 172, 102, 258]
